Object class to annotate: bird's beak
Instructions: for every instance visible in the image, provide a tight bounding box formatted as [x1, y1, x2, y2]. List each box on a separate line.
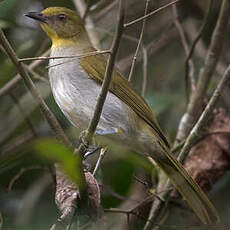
[25, 12, 48, 23]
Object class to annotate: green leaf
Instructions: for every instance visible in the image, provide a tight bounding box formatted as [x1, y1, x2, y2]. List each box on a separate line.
[34, 138, 86, 193]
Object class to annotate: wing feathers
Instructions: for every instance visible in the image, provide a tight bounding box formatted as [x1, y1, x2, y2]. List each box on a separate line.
[80, 54, 170, 148]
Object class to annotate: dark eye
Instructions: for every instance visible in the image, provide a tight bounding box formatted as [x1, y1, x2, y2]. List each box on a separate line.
[57, 14, 67, 20]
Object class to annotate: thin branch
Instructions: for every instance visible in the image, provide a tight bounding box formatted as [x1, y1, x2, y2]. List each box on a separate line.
[178, 63, 230, 162]
[128, 0, 149, 82]
[53, 1, 125, 227]
[0, 29, 71, 146]
[72, 0, 101, 50]
[141, 45, 148, 97]
[93, 0, 118, 20]
[184, 0, 214, 97]
[84, 0, 125, 141]
[175, 0, 230, 143]
[19, 50, 111, 62]
[16, 174, 52, 224]
[1, 132, 34, 157]
[9, 92, 37, 137]
[104, 208, 175, 229]
[185, 18, 227, 77]
[8, 166, 44, 191]
[23, 65, 48, 83]
[124, 0, 180, 28]
[100, 184, 128, 201]
[144, 63, 230, 228]
[0, 49, 50, 98]
[172, 3, 196, 98]
[172, 131, 230, 155]
[0, 31, 88, 206]
[82, 0, 91, 21]
[118, 24, 178, 73]
[93, 147, 107, 176]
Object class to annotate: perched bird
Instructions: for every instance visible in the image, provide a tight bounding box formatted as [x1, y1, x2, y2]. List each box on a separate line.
[25, 7, 219, 224]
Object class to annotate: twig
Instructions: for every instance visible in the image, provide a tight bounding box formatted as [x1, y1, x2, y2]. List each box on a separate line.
[72, 0, 101, 50]
[84, 0, 125, 141]
[0, 29, 71, 146]
[185, 18, 227, 77]
[144, 2, 230, 224]
[1, 131, 34, 157]
[19, 50, 111, 62]
[172, 130, 230, 156]
[0, 30, 91, 210]
[172, 3, 196, 98]
[104, 208, 175, 229]
[134, 175, 149, 188]
[53, 1, 125, 228]
[0, 49, 50, 98]
[23, 64, 48, 83]
[175, 0, 230, 143]
[82, 0, 91, 21]
[118, 24, 178, 73]
[144, 63, 230, 228]
[16, 174, 52, 224]
[93, 147, 107, 176]
[100, 184, 128, 201]
[128, 0, 149, 82]
[124, 0, 180, 28]
[9, 92, 37, 137]
[184, 0, 214, 98]
[178, 63, 230, 162]
[141, 45, 148, 97]
[93, 0, 118, 20]
[8, 166, 44, 191]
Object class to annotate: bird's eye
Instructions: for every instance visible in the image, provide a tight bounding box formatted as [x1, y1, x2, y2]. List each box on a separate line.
[57, 14, 67, 20]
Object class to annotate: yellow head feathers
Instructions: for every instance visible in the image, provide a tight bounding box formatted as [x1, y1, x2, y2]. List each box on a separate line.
[26, 7, 87, 47]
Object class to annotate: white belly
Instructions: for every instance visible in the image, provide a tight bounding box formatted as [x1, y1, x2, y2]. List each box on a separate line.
[48, 46, 134, 139]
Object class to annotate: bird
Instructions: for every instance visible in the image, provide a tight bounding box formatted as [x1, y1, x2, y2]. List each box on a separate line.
[25, 7, 219, 224]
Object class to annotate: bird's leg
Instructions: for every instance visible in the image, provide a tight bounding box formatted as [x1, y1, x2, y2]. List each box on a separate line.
[83, 146, 101, 159]
[79, 130, 101, 160]
[79, 127, 119, 159]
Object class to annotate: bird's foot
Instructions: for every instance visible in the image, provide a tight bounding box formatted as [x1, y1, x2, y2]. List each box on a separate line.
[83, 145, 101, 159]
[79, 130, 101, 159]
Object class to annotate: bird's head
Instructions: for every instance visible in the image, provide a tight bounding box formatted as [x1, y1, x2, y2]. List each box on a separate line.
[25, 7, 88, 47]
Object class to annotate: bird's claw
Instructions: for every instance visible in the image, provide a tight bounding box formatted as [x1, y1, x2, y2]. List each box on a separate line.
[82, 160, 92, 171]
[83, 145, 101, 159]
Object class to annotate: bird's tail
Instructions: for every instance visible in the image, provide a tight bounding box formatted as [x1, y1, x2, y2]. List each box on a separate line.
[151, 146, 219, 224]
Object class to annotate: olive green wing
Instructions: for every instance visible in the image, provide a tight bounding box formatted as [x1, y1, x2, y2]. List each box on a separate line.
[80, 54, 170, 148]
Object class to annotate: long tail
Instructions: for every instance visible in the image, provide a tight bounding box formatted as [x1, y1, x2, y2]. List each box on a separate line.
[152, 147, 219, 224]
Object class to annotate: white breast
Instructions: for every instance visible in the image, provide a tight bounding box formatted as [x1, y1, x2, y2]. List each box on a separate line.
[48, 46, 134, 139]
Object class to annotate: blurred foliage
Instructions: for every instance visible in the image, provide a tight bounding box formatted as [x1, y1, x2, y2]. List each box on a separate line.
[0, 0, 230, 229]
[34, 138, 85, 192]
